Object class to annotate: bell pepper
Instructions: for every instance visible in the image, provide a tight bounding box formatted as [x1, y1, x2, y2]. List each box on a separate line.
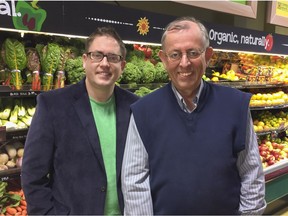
[12, 0, 47, 31]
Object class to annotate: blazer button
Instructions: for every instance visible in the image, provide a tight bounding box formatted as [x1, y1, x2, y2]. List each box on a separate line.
[101, 186, 106, 192]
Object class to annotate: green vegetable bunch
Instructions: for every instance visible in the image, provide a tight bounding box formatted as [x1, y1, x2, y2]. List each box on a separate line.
[57, 46, 71, 72]
[38, 43, 61, 90]
[54, 46, 71, 89]
[121, 62, 142, 84]
[40, 43, 61, 74]
[126, 50, 145, 62]
[151, 46, 161, 62]
[134, 86, 155, 97]
[3, 38, 27, 90]
[65, 57, 86, 84]
[154, 62, 169, 83]
[3, 38, 27, 71]
[140, 60, 156, 84]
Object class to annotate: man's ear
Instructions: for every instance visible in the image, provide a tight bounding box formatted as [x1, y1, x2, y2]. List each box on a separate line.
[158, 50, 167, 63]
[205, 47, 214, 66]
[205, 47, 213, 60]
[121, 60, 126, 72]
[82, 53, 88, 68]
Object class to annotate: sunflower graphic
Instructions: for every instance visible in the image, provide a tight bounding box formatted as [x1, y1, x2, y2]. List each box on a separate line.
[137, 17, 150, 35]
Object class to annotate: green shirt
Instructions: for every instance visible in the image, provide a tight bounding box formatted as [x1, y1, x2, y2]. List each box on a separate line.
[90, 95, 121, 215]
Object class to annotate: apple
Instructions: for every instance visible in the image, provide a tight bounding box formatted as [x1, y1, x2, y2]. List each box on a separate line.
[259, 144, 269, 152]
[260, 150, 268, 157]
[267, 160, 276, 166]
[272, 142, 279, 148]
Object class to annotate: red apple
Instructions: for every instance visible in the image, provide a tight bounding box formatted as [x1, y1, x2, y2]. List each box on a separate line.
[267, 160, 275, 166]
[260, 150, 268, 157]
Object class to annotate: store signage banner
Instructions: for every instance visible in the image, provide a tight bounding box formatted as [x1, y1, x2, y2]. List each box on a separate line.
[204, 22, 288, 55]
[60, 1, 175, 44]
[0, 0, 287, 55]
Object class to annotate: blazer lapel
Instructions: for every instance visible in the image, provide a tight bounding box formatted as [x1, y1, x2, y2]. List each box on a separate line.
[72, 80, 105, 171]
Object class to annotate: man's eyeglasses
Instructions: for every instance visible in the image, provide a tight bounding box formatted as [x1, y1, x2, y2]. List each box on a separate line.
[87, 51, 123, 63]
[165, 49, 206, 62]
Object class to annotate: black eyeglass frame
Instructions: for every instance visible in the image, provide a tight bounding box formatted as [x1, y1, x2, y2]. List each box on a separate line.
[86, 51, 123, 63]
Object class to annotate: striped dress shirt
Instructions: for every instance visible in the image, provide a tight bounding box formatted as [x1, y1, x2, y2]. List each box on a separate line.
[122, 81, 267, 215]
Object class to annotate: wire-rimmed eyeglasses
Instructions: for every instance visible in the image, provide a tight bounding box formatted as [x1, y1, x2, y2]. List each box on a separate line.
[165, 49, 206, 62]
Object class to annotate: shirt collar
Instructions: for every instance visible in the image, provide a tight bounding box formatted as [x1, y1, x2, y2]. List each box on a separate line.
[171, 79, 204, 113]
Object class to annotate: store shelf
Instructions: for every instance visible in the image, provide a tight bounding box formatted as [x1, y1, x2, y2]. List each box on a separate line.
[5, 129, 28, 141]
[0, 85, 40, 98]
[264, 159, 288, 203]
[0, 168, 21, 182]
[265, 159, 288, 179]
[251, 104, 288, 111]
[213, 81, 288, 89]
[256, 126, 288, 136]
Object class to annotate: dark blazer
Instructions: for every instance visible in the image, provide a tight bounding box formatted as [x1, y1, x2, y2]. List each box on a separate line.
[21, 78, 139, 215]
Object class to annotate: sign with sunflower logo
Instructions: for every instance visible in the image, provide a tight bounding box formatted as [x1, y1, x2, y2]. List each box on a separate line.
[137, 17, 150, 36]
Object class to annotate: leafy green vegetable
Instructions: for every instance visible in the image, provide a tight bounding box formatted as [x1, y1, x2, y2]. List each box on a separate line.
[3, 38, 27, 89]
[141, 60, 156, 83]
[0, 99, 12, 120]
[9, 104, 19, 123]
[19, 114, 33, 127]
[42, 73, 53, 91]
[126, 49, 145, 62]
[121, 62, 142, 84]
[134, 86, 155, 97]
[151, 46, 161, 62]
[10, 69, 23, 90]
[57, 46, 71, 71]
[154, 62, 169, 83]
[65, 57, 85, 84]
[41, 43, 61, 75]
[35, 44, 45, 61]
[0, 182, 21, 213]
[3, 38, 27, 70]
[38, 43, 61, 90]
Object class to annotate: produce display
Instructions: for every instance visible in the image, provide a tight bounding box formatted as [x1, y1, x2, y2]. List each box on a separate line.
[0, 98, 35, 131]
[0, 34, 85, 90]
[208, 51, 288, 83]
[0, 182, 27, 216]
[0, 141, 24, 171]
[258, 134, 288, 168]
[210, 70, 243, 82]
[253, 110, 288, 133]
[250, 90, 288, 107]
[118, 45, 169, 85]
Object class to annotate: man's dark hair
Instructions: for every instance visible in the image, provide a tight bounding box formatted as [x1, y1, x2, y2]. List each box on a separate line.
[85, 26, 127, 59]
